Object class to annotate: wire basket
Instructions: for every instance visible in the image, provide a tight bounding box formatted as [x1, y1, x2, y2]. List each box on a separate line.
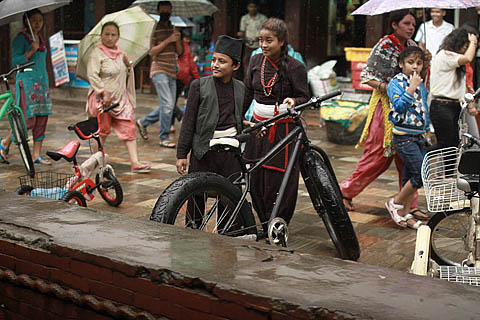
[421, 147, 466, 212]
[439, 266, 480, 286]
[18, 171, 76, 200]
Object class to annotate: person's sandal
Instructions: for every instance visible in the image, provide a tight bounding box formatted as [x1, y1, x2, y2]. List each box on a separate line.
[385, 198, 407, 228]
[131, 163, 152, 173]
[409, 208, 430, 220]
[404, 213, 423, 230]
[159, 140, 176, 148]
[34, 157, 52, 165]
[0, 139, 9, 164]
[343, 197, 354, 211]
[136, 120, 148, 140]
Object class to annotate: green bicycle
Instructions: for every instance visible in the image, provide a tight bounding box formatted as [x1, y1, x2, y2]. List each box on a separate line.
[0, 62, 35, 177]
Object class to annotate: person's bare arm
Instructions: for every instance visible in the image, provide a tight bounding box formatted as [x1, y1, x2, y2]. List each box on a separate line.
[365, 79, 387, 93]
[458, 33, 478, 66]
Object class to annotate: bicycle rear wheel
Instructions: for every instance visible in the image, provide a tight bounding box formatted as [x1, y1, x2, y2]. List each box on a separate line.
[428, 209, 471, 266]
[301, 149, 360, 261]
[150, 172, 257, 237]
[10, 109, 34, 177]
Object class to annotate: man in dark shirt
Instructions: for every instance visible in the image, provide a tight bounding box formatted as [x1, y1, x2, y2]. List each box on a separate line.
[176, 35, 245, 177]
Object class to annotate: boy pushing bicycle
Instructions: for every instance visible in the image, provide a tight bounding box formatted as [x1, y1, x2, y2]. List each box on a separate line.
[176, 35, 245, 178]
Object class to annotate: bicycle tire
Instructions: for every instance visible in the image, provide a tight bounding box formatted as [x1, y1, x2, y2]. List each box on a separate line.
[10, 109, 34, 177]
[16, 185, 33, 195]
[301, 149, 360, 261]
[428, 209, 471, 266]
[150, 172, 257, 236]
[61, 190, 87, 207]
[96, 170, 123, 207]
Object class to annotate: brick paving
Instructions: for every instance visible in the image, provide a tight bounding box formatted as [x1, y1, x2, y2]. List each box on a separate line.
[0, 89, 427, 273]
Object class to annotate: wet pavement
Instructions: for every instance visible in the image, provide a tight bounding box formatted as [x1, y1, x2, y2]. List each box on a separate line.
[0, 87, 427, 273]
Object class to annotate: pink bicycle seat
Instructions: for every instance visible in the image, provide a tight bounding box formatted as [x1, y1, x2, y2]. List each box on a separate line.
[47, 140, 80, 162]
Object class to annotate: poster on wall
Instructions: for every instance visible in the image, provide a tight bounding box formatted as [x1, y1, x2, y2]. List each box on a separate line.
[48, 31, 69, 87]
[64, 40, 90, 88]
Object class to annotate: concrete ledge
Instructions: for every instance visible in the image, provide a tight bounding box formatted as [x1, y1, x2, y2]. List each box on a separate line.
[0, 191, 479, 319]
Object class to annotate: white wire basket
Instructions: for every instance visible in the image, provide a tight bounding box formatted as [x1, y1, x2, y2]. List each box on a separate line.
[421, 147, 466, 212]
[439, 266, 480, 286]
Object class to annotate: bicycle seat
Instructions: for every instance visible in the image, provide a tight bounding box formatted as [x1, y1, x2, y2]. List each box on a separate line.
[70, 118, 99, 140]
[458, 149, 480, 175]
[47, 140, 80, 162]
[457, 174, 479, 193]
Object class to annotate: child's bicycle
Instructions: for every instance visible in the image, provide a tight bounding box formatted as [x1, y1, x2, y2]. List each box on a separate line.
[150, 91, 360, 261]
[412, 89, 480, 285]
[16, 103, 123, 207]
[0, 62, 35, 177]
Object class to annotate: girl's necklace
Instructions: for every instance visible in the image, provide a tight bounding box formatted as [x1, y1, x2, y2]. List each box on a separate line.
[261, 56, 279, 97]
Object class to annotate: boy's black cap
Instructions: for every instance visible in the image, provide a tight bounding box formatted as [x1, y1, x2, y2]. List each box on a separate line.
[214, 35, 243, 62]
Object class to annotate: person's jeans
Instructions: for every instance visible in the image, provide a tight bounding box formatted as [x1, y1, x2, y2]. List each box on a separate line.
[430, 99, 461, 150]
[393, 134, 426, 189]
[140, 73, 176, 142]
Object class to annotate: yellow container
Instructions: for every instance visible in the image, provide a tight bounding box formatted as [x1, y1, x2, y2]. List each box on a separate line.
[344, 47, 372, 62]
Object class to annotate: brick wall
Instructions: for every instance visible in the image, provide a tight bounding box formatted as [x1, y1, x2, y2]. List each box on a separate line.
[0, 239, 340, 320]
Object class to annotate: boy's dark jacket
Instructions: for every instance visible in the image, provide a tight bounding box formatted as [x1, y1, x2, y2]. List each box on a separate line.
[192, 76, 245, 160]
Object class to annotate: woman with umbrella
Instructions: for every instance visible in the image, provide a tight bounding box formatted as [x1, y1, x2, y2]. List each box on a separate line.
[1, 9, 53, 165]
[86, 21, 151, 173]
[340, 9, 430, 222]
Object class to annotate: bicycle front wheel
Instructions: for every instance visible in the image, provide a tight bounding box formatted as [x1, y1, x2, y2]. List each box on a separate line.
[10, 109, 34, 177]
[96, 169, 123, 207]
[150, 172, 257, 237]
[428, 209, 471, 266]
[301, 149, 360, 261]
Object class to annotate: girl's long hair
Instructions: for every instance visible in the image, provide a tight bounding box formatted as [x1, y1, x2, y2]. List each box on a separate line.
[261, 18, 289, 88]
[439, 28, 469, 82]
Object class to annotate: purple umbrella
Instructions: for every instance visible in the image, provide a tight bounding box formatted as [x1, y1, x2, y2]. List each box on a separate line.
[352, 0, 480, 49]
[352, 0, 480, 15]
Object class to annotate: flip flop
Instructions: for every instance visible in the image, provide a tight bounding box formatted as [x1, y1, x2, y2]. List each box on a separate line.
[342, 197, 354, 211]
[160, 140, 176, 149]
[0, 139, 9, 164]
[385, 198, 407, 228]
[136, 120, 148, 140]
[34, 157, 52, 165]
[131, 163, 152, 173]
[409, 208, 430, 220]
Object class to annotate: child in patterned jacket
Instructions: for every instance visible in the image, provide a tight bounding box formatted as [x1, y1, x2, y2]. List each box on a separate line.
[385, 46, 430, 230]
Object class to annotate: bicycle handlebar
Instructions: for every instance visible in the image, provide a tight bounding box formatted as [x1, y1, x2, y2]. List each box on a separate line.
[0, 62, 35, 79]
[242, 90, 342, 134]
[67, 103, 120, 133]
[463, 133, 480, 148]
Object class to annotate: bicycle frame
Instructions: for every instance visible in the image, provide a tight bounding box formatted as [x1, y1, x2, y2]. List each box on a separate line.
[60, 104, 119, 200]
[1, 80, 29, 138]
[223, 93, 341, 236]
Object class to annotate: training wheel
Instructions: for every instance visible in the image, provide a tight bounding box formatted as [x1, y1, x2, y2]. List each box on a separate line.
[268, 217, 289, 247]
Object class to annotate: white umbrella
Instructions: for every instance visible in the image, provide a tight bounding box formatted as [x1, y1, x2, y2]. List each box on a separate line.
[131, 0, 218, 18]
[0, 0, 72, 40]
[76, 6, 157, 82]
[0, 0, 72, 25]
[151, 14, 195, 27]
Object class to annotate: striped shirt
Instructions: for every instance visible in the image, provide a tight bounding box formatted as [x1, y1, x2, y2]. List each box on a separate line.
[150, 21, 177, 79]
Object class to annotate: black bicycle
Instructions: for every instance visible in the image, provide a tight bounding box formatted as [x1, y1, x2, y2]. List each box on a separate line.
[150, 91, 360, 261]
